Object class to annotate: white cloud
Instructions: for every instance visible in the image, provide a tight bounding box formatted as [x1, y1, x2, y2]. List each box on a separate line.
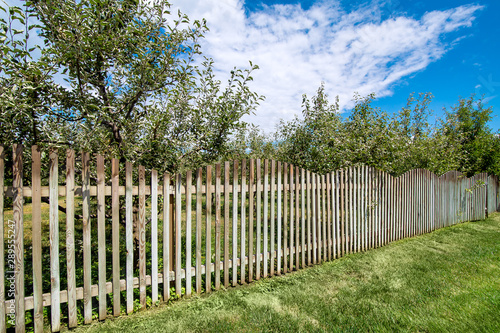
[169, 0, 483, 133]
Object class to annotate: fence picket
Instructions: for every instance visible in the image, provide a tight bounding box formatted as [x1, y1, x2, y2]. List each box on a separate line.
[66, 149, 77, 327]
[270, 161, 276, 276]
[13, 145, 25, 332]
[256, 159, 261, 280]
[289, 164, 294, 270]
[306, 170, 311, 265]
[195, 169, 202, 293]
[334, 171, 339, 259]
[322, 174, 327, 262]
[205, 166, 212, 291]
[240, 160, 247, 283]
[225, 162, 231, 288]
[49, 149, 60, 331]
[317, 174, 322, 263]
[186, 171, 193, 297]
[327, 173, 331, 261]
[82, 152, 92, 323]
[277, 162, 282, 274]
[139, 166, 147, 307]
[231, 161, 237, 287]
[215, 164, 221, 290]
[113, 159, 121, 314]
[31, 146, 43, 331]
[126, 162, 134, 311]
[97, 155, 106, 319]
[248, 160, 254, 281]
[311, 172, 317, 264]
[176, 173, 182, 296]
[301, 168, 306, 268]
[263, 160, 269, 277]
[296, 166, 300, 269]
[283, 163, 288, 272]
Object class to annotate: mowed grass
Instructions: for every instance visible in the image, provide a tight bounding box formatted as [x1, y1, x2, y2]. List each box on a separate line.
[73, 213, 500, 333]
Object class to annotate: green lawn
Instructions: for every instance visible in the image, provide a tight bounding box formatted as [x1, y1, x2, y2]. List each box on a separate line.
[73, 213, 500, 333]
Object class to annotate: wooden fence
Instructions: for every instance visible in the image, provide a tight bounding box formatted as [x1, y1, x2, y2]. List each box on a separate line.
[1, 144, 499, 332]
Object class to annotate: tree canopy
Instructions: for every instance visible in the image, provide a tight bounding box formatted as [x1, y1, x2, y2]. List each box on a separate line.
[274, 85, 500, 177]
[1, 0, 262, 173]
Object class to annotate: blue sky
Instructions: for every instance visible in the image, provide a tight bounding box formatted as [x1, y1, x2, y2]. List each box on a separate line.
[173, 0, 500, 133]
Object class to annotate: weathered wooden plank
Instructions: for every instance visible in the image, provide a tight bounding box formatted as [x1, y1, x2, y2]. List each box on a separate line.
[327, 173, 332, 261]
[288, 164, 294, 270]
[205, 166, 212, 291]
[240, 160, 247, 283]
[311, 171, 317, 264]
[396, 173, 401, 240]
[263, 160, 269, 277]
[306, 170, 311, 265]
[112, 159, 121, 315]
[301, 168, 306, 268]
[367, 168, 372, 250]
[175, 173, 182, 296]
[317, 173, 322, 263]
[256, 159, 262, 280]
[97, 155, 107, 320]
[390, 171, 394, 242]
[215, 164, 222, 290]
[225, 161, 232, 288]
[82, 152, 92, 323]
[126, 162, 134, 312]
[148, 170, 158, 304]
[139, 166, 147, 308]
[231, 161, 237, 287]
[13, 145, 25, 332]
[186, 171, 193, 297]
[277, 162, 282, 274]
[248, 160, 254, 281]
[353, 168, 358, 253]
[350, 167, 355, 253]
[49, 148, 60, 331]
[362, 167, 365, 250]
[295, 166, 300, 269]
[66, 149, 77, 327]
[406, 171, 410, 238]
[283, 163, 288, 272]
[270, 161, 276, 276]
[383, 171, 388, 245]
[195, 168, 202, 293]
[31, 146, 43, 331]
[334, 170, 339, 258]
[322, 174, 327, 262]
[376, 168, 381, 247]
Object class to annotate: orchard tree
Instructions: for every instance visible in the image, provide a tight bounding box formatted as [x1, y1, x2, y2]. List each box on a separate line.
[275, 83, 344, 174]
[0, 0, 58, 146]
[442, 95, 500, 176]
[1, 0, 262, 173]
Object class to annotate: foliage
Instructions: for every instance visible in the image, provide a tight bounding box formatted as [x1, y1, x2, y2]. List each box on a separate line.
[442, 95, 500, 177]
[274, 84, 499, 177]
[224, 123, 276, 161]
[0, 0, 58, 146]
[1, 0, 263, 174]
[275, 83, 343, 174]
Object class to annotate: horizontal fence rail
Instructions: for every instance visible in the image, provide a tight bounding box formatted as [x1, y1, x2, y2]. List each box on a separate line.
[1, 144, 499, 332]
